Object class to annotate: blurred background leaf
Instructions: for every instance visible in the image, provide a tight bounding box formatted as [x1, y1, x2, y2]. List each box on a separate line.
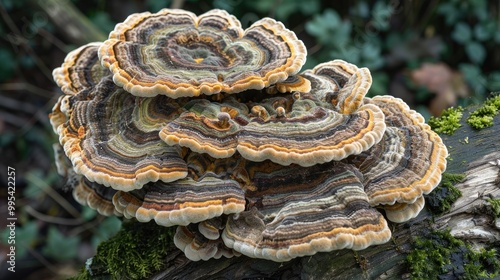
[42, 226, 80, 261]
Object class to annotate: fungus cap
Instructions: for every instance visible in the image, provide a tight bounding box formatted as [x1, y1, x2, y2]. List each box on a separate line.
[221, 161, 392, 262]
[160, 98, 248, 159]
[346, 96, 447, 222]
[53, 42, 109, 96]
[382, 196, 426, 223]
[57, 76, 188, 191]
[113, 173, 246, 227]
[99, 9, 307, 98]
[161, 96, 386, 167]
[302, 59, 372, 113]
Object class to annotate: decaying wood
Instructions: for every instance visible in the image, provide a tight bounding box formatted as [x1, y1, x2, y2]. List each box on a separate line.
[434, 155, 500, 248]
[147, 109, 500, 280]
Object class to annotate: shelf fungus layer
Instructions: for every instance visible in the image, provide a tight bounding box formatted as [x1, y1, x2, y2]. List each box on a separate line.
[99, 9, 307, 98]
[50, 43, 110, 134]
[221, 161, 392, 262]
[162, 95, 386, 167]
[53, 143, 121, 217]
[57, 77, 188, 191]
[302, 59, 372, 114]
[53, 42, 109, 96]
[237, 102, 386, 166]
[346, 96, 447, 222]
[160, 98, 249, 158]
[113, 173, 246, 227]
[267, 74, 312, 94]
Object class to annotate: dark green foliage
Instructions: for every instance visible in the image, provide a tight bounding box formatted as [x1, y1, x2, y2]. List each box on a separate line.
[426, 173, 464, 215]
[407, 230, 500, 279]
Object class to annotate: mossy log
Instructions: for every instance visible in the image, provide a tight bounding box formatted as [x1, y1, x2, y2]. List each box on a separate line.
[83, 107, 500, 280]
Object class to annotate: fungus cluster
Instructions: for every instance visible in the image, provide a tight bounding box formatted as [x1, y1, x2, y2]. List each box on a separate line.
[50, 9, 447, 262]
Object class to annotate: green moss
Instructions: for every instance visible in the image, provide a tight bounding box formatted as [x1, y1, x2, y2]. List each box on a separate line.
[465, 247, 500, 279]
[407, 230, 500, 279]
[74, 221, 176, 280]
[487, 198, 500, 218]
[467, 94, 500, 130]
[428, 106, 464, 135]
[425, 173, 464, 215]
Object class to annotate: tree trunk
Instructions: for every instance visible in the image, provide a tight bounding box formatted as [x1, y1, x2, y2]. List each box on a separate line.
[146, 108, 500, 280]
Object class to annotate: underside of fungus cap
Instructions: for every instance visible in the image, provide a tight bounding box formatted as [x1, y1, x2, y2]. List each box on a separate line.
[267, 74, 312, 94]
[98, 9, 306, 98]
[221, 161, 392, 262]
[112, 172, 246, 227]
[52, 42, 110, 96]
[346, 96, 447, 221]
[72, 177, 121, 217]
[174, 223, 241, 261]
[382, 196, 426, 223]
[58, 77, 188, 191]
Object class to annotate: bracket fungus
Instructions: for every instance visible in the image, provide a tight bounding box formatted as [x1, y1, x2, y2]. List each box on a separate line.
[113, 173, 246, 227]
[99, 9, 306, 98]
[51, 8, 447, 263]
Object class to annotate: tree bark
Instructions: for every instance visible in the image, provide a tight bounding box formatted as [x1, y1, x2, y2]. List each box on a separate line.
[147, 108, 500, 280]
